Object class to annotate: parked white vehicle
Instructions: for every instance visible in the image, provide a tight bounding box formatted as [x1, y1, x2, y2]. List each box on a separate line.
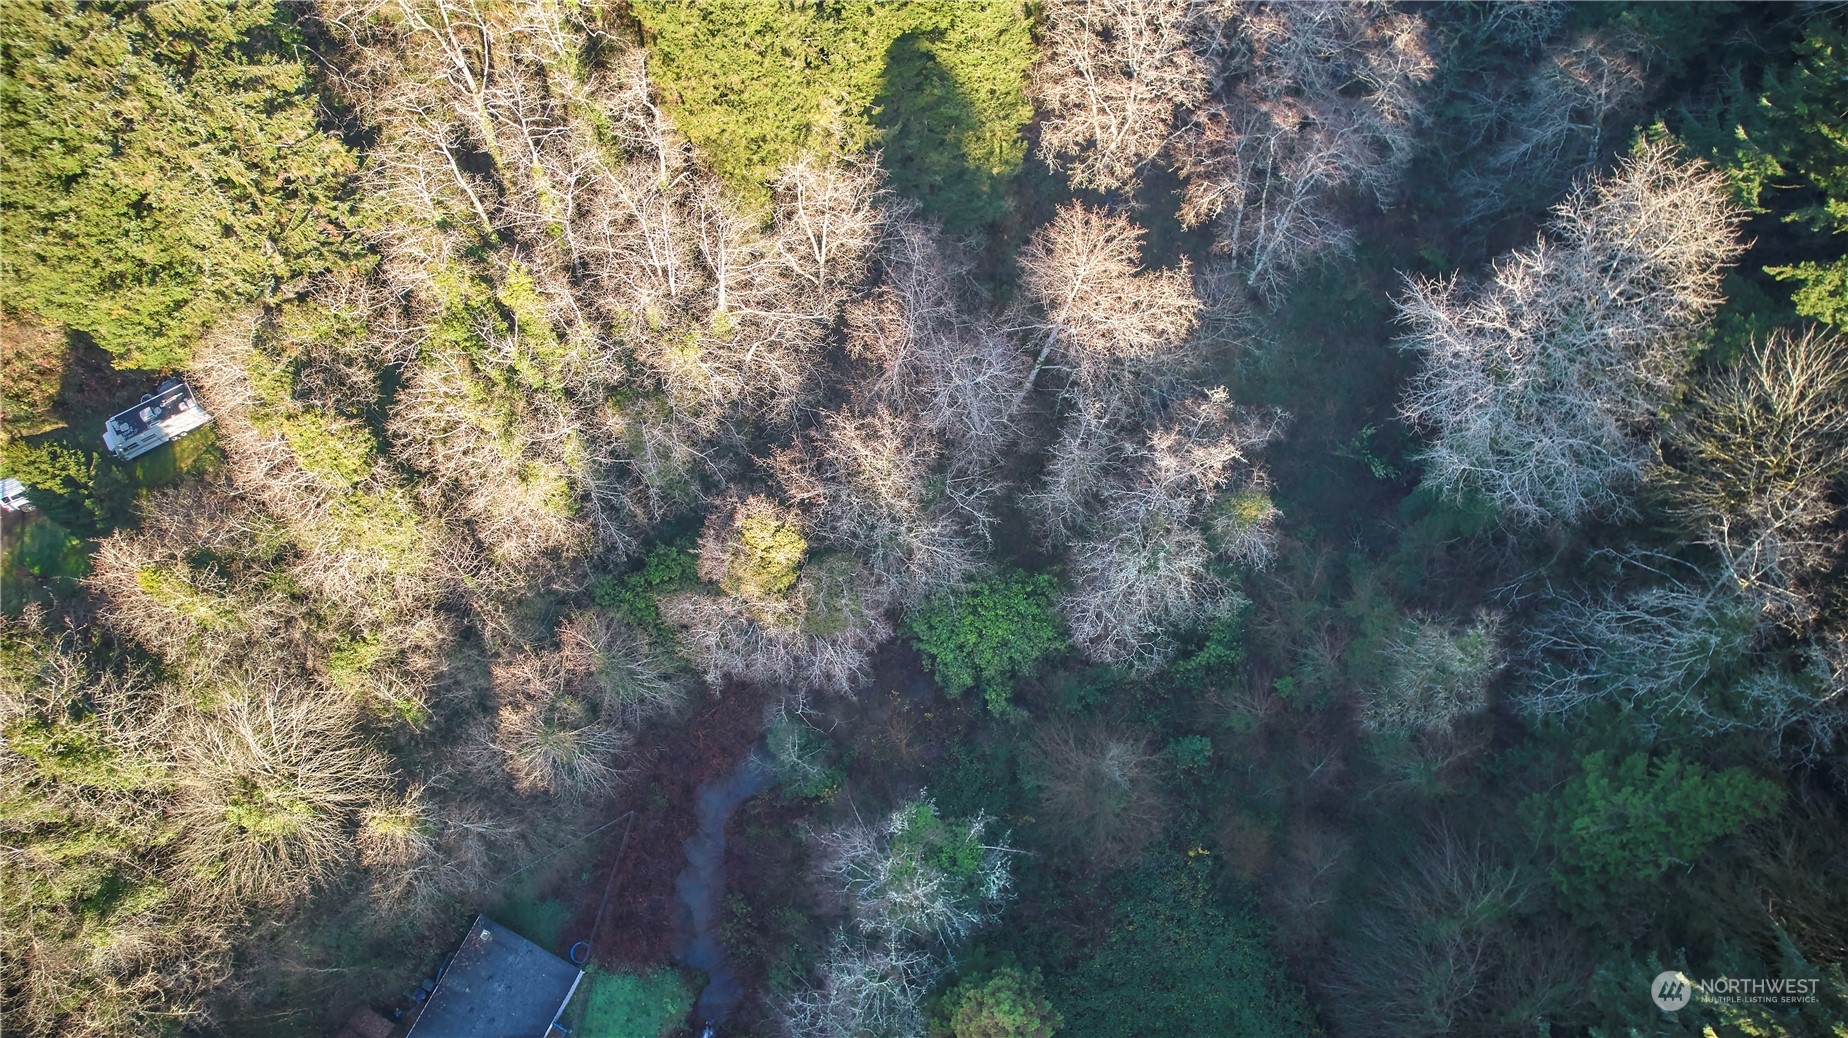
[102, 379, 213, 461]
[0, 477, 31, 513]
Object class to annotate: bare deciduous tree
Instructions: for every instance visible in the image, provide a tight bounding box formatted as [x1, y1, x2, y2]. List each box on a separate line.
[1361, 614, 1504, 735]
[1657, 328, 1848, 626]
[622, 156, 884, 424]
[88, 488, 290, 678]
[1477, 0, 1568, 54]
[319, 0, 513, 252]
[1034, 1, 1436, 298]
[1031, 0, 1226, 192]
[191, 303, 448, 620]
[772, 158, 889, 319]
[1046, 389, 1285, 671]
[1266, 821, 1353, 945]
[845, 214, 1028, 458]
[494, 692, 630, 798]
[1398, 141, 1744, 525]
[784, 798, 1015, 1037]
[356, 788, 438, 870]
[1522, 557, 1761, 722]
[321, 3, 891, 570]
[388, 346, 593, 567]
[773, 408, 982, 606]
[777, 934, 941, 1038]
[0, 613, 246, 1038]
[1457, 30, 1649, 221]
[812, 797, 1014, 950]
[1521, 551, 1844, 760]
[174, 687, 394, 904]
[1028, 723, 1167, 871]
[557, 609, 689, 725]
[1025, 397, 1131, 543]
[668, 501, 893, 696]
[1062, 519, 1222, 672]
[1325, 824, 1533, 1038]
[484, 612, 670, 797]
[660, 581, 894, 698]
[1175, 1, 1435, 299]
[1015, 203, 1200, 401]
[361, 786, 522, 918]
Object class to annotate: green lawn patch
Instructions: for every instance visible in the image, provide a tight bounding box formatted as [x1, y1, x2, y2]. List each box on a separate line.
[567, 967, 693, 1038]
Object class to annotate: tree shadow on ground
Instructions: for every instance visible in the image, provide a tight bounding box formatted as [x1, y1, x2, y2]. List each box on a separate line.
[873, 31, 1017, 237]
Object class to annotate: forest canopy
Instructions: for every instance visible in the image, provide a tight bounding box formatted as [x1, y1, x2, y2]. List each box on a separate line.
[3, 3, 1848, 1038]
[0, 1, 357, 370]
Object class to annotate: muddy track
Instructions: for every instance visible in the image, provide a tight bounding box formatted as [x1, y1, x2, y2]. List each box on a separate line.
[560, 683, 771, 967]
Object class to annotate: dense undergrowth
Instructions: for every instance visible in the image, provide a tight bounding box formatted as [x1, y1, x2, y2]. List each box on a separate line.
[4, 3, 1848, 1038]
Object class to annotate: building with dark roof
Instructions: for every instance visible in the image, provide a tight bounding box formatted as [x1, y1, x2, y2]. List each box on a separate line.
[404, 916, 582, 1038]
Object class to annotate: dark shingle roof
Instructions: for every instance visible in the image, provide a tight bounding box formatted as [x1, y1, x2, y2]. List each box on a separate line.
[405, 916, 581, 1038]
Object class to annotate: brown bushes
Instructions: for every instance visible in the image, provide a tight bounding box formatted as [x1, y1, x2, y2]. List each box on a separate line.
[495, 693, 631, 798]
[1027, 723, 1168, 872]
[172, 687, 395, 904]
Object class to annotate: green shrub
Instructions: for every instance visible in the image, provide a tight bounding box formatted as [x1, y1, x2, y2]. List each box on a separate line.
[497, 262, 569, 391]
[930, 740, 1021, 821]
[4, 514, 88, 584]
[594, 544, 697, 630]
[221, 782, 317, 840]
[1387, 485, 1498, 592]
[906, 571, 1065, 714]
[324, 637, 388, 694]
[1166, 735, 1213, 775]
[1165, 602, 1249, 693]
[6, 713, 155, 790]
[889, 799, 987, 878]
[1525, 750, 1783, 912]
[318, 488, 428, 575]
[934, 966, 1061, 1038]
[275, 410, 377, 489]
[1, 435, 131, 537]
[134, 566, 240, 631]
[431, 265, 508, 364]
[1038, 854, 1318, 1037]
[796, 552, 876, 637]
[720, 501, 806, 603]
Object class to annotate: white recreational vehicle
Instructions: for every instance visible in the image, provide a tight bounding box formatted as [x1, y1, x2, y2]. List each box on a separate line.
[102, 380, 213, 461]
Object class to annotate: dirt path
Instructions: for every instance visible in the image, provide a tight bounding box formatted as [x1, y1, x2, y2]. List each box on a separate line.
[562, 683, 771, 966]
